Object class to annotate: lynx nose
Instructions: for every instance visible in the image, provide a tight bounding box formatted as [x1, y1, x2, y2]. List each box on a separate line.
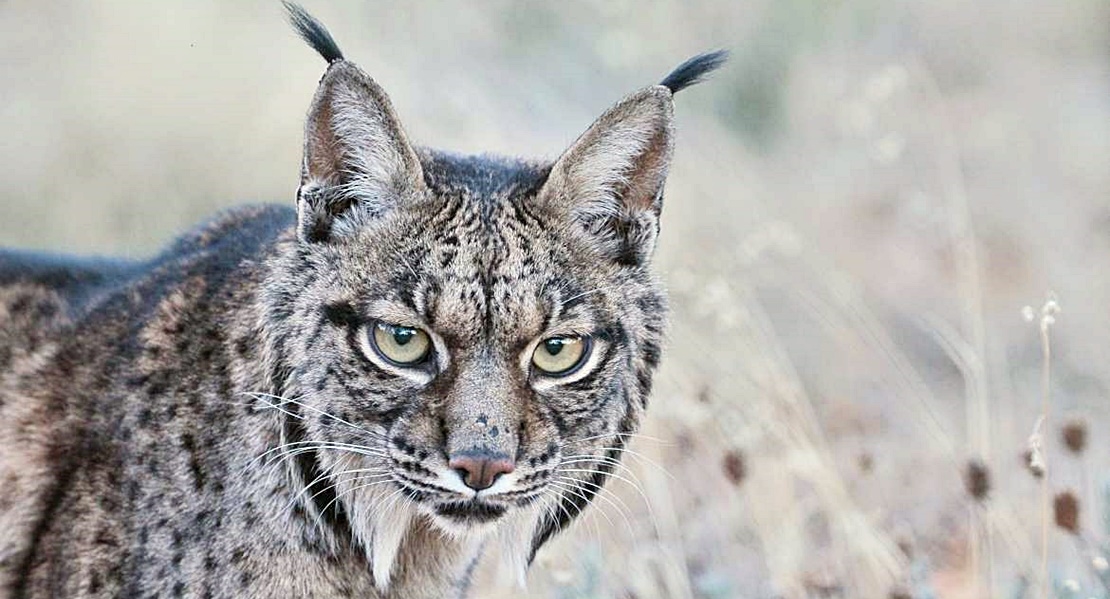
[448, 450, 515, 491]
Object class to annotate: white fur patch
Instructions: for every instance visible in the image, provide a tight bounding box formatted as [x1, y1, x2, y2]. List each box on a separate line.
[369, 500, 414, 591]
[495, 505, 544, 589]
[339, 477, 416, 591]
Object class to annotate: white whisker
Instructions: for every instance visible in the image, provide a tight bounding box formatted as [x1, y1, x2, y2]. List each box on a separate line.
[571, 430, 668, 445]
[242, 391, 386, 439]
[561, 446, 674, 480]
[556, 466, 658, 530]
[251, 441, 387, 469]
[313, 478, 400, 536]
[289, 467, 391, 512]
[547, 479, 624, 531]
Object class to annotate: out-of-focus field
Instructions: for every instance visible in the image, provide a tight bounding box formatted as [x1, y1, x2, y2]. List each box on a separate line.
[3, 1, 1109, 597]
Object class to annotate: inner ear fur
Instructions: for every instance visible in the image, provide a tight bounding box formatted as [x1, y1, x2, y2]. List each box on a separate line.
[538, 86, 675, 264]
[296, 61, 425, 243]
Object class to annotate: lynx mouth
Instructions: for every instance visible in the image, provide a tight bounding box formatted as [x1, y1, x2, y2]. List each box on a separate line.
[433, 499, 507, 524]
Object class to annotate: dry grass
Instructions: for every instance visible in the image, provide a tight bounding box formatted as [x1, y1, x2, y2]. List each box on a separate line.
[3, 1, 1110, 597]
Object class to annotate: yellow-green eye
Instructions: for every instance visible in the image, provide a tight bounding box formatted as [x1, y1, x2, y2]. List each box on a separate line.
[531, 336, 590, 376]
[370, 322, 431, 366]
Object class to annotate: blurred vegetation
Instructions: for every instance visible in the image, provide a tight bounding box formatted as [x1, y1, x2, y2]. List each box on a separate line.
[3, 1, 1110, 597]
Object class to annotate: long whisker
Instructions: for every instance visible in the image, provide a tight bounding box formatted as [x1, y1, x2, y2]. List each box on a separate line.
[556, 466, 658, 528]
[541, 486, 591, 537]
[557, 456, 649, 496]
[559, 285, 614, 305]
[554, 474, 648, 536]
[313, 478, 400, 536]
[252, 441, 387, 469]
[288, 467, 391, 513]
[239, 395, 302, 420]
[557, 467, 647, 499]
[541, 483, 603, 545]
[316, 472, 390, 498]
[559, 455, 642, 479]
[261, 439, 390, 458]
[549, 477, 631, 532]
[237, 391, 315, 420]
[562, 446, 674, 480]
[547, 479, 620, 531]
[571, 431, 669, 445]
[242, 391, 386, 439]
[265, 439, 389, 454]
[262, 446, 385, 472]
[301, 473, 393, 523]
[554, 473, 636, 518]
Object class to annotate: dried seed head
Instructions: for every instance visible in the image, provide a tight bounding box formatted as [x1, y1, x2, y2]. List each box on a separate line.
[801, 571, 840, 595]
[858, 452, 874, 474]
[1022, 305, 1036, 322]
[1026, 418, 1047, 478]
[964, 459, 991, 501]
[675, 431, 696, 455]
[1053, 490, 1080, 535]
[722, 450, 746, 487]
[1021, 449, 1045, 479]
[896, 538, 914, 559]
[1061, 419, 1088, 455]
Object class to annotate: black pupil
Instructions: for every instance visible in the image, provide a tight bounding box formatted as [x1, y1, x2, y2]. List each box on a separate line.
[544, 339, 565, 356]
[392, 328, 415, 346]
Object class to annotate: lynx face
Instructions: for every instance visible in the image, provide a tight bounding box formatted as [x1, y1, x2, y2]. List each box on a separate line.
[261, 3, 722, 587]
[275, 152, 664, 541]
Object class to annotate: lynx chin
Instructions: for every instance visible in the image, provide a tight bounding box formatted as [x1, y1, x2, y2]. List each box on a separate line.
[0, 3, 725, 597]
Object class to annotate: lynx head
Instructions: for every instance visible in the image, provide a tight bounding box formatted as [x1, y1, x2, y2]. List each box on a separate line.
[264, 2, 725, 588]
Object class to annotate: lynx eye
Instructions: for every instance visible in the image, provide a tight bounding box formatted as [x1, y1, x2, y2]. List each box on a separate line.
[531, 336, 590, 376]
[369, 322, 431, 366]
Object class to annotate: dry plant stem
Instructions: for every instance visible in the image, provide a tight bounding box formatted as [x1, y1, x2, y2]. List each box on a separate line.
[969, 506, 981, 599]
[639, 431, 694, 599]
[757, 246, 1037, 593]
[907, 56, 990, 464]
[910, 55, 994, 597]
[786, 266, 959, 458]
[1039, 316, 1053, 599]
[736, 281, 905, 595]
[686, 269, 903, 595]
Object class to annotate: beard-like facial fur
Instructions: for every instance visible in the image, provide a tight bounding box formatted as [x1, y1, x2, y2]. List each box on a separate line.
[261, 153, 666, 587]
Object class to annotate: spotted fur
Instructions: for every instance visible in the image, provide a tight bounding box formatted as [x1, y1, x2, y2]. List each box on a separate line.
[0, 5, 723, 598]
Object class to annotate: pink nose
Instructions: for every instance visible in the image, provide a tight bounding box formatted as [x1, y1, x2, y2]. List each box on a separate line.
[448, 451, 515, 491]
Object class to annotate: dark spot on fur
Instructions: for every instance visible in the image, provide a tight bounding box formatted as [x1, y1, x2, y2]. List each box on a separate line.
[322, 301, 359, 328]
[434, 500, 506, 522]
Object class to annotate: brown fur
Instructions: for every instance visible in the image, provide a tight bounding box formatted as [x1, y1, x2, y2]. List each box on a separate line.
[0, 6, 722, 598]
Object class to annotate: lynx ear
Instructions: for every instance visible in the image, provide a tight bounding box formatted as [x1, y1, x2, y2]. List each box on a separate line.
[538, 87, 674, 265]
[295, 61, 426, 243]
[286, 2, 425, 243]
[538, 51, 727, 265]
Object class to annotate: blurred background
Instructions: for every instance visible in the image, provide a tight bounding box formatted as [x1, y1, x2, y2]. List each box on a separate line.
[3, 1, 1109, 597]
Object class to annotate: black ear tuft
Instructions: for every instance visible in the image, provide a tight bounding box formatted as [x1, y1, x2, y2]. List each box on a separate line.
[659, 50, 729, 93]
[283, 1, 344, 64]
